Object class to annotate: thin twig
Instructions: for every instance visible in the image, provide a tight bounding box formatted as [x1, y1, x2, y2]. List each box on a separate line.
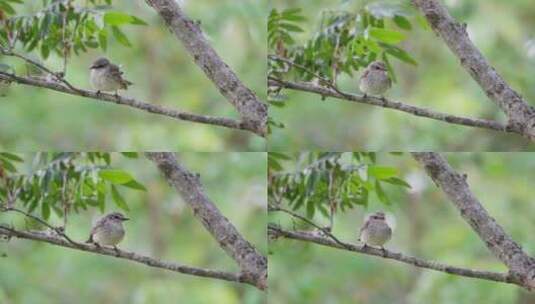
[0, 206, 79, 246]
[0, 48, 79, 92]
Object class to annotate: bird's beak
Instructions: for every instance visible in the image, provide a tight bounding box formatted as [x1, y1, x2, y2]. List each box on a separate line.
[122, 217, 130, 221]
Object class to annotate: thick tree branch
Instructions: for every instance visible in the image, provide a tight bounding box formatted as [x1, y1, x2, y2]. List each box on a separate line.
[145, 0, 267, 136]
[412, 152, 535, 290]
[412, 0, 535, 139]
[0, 71, 259, 135]
[0, 224, 254, 286]
[146, 152, 267, 290]
[268, 224, 520, 286]
[270, 77, 515, 135]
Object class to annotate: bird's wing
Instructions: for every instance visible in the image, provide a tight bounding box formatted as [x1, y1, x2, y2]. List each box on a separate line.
[358, 220, 369, 240]
[360, 68, 370, 80]
[109, 63, 132, 88]
[109, 64, 124, 77]
[86, 217, 105, 242]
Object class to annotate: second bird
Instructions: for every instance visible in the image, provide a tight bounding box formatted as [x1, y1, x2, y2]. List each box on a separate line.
[90, 57, 133, 95]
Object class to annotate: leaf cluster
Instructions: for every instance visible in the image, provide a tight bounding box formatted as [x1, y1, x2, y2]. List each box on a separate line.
[0, 152, 145, 221]
[269, 152, 410, 219]
[0, 0, 146, 61]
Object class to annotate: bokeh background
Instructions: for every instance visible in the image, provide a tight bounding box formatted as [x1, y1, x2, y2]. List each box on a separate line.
[0, 0, 267, 151]
[268, 0, 535, 150]
[269, 153, 535, 303]
[0, 152, 267, 304]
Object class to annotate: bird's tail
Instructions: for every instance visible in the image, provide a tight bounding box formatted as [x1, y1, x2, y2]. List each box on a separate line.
[121, 79, 133, 89]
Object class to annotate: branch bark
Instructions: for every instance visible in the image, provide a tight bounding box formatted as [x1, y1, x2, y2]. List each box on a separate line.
[412, 152, 535, 290]
[145, 0, 267, 136]
[0, 224, 253, 286]
[146, 152, 267, 290]
[270, 77, 514, 135]
[0, 71, 259, 134]
[268, 224, 519, 286]
[412, 0, 535, 139]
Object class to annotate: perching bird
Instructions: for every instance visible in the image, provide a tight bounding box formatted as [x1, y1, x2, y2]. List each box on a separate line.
[358, 211, 392, 251]
[89, 57, 132, 95]
[86, 212, 129, 249]
[359, 61, 392, 99]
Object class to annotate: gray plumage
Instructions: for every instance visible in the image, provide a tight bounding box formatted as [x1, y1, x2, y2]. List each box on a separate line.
[359, 61, 392, 96]
[90, 57, 132, 93]
[86, 212, 129, 246]
[358, 211, 392, 247]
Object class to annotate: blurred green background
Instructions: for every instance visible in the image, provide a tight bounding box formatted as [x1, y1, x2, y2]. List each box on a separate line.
[0, 152, 267, 304]
[268, 0, 535, 150]
[0, 0, 267, 151]
[269, 153, 535, 303]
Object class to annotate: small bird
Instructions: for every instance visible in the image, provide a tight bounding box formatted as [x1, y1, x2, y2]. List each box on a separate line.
[86, 212, 129, 250]
[358, 211, 392, 253]
[359, 61, 392, 99]
[89, 57, 132, 95]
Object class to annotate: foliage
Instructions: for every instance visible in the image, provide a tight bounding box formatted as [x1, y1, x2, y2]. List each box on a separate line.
[267, 1, 424, 133]
[268, 152, 410, 219]
[0, 152, 145, 220]
[0, 0, 146, 67]
[268, 2, 421, 87]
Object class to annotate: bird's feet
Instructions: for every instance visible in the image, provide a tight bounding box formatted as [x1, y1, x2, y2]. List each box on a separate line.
[96, 90, 101, 96]
[380, 246, 387, 257]
[362, 93, 368, 99]
[112, 245, 120, 256]
[114, 91, 119, 98]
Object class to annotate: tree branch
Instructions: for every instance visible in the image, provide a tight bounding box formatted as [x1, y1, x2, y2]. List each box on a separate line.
[268, 224, 520, 287]
[0, 224, 254, 287]
[412, 0, 535, 139]
[412, 152, 535, 290]
[145, 0, 267, 136]
[145, 152, 267, 290]
[0, 71, 260, 135]
[269, 77, 515, 135]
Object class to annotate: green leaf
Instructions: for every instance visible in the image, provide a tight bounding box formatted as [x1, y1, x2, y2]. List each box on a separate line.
[129, 16, 148, 26]
[41, 202, 51, 220]
[0, 152, 23, 162]
[103, 12, 131, 25]
[384, 45, 417, 65]
[40, 44, 50, 59]
[382, 177, 411, 188]
[120, 152, 138, 158]
[269, 152, 291, 160]
[104, 12, 147, 26]
[111, 185, 129, 211]
[393, 15, 412, 30]
[375, 180, 390, 205]
[121, 179, 147, 192]
[306, 199, 315, 219]
[111, 26, 131, 47]
[368, 166, 398, 180]
[0, 1, 15, 15]
[0, 159, 16, 172]
[99, 29, 108, 49]
[268, 156, 283, 171]
[369, 28, 406, 44]
[99, 169, 133, 184]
